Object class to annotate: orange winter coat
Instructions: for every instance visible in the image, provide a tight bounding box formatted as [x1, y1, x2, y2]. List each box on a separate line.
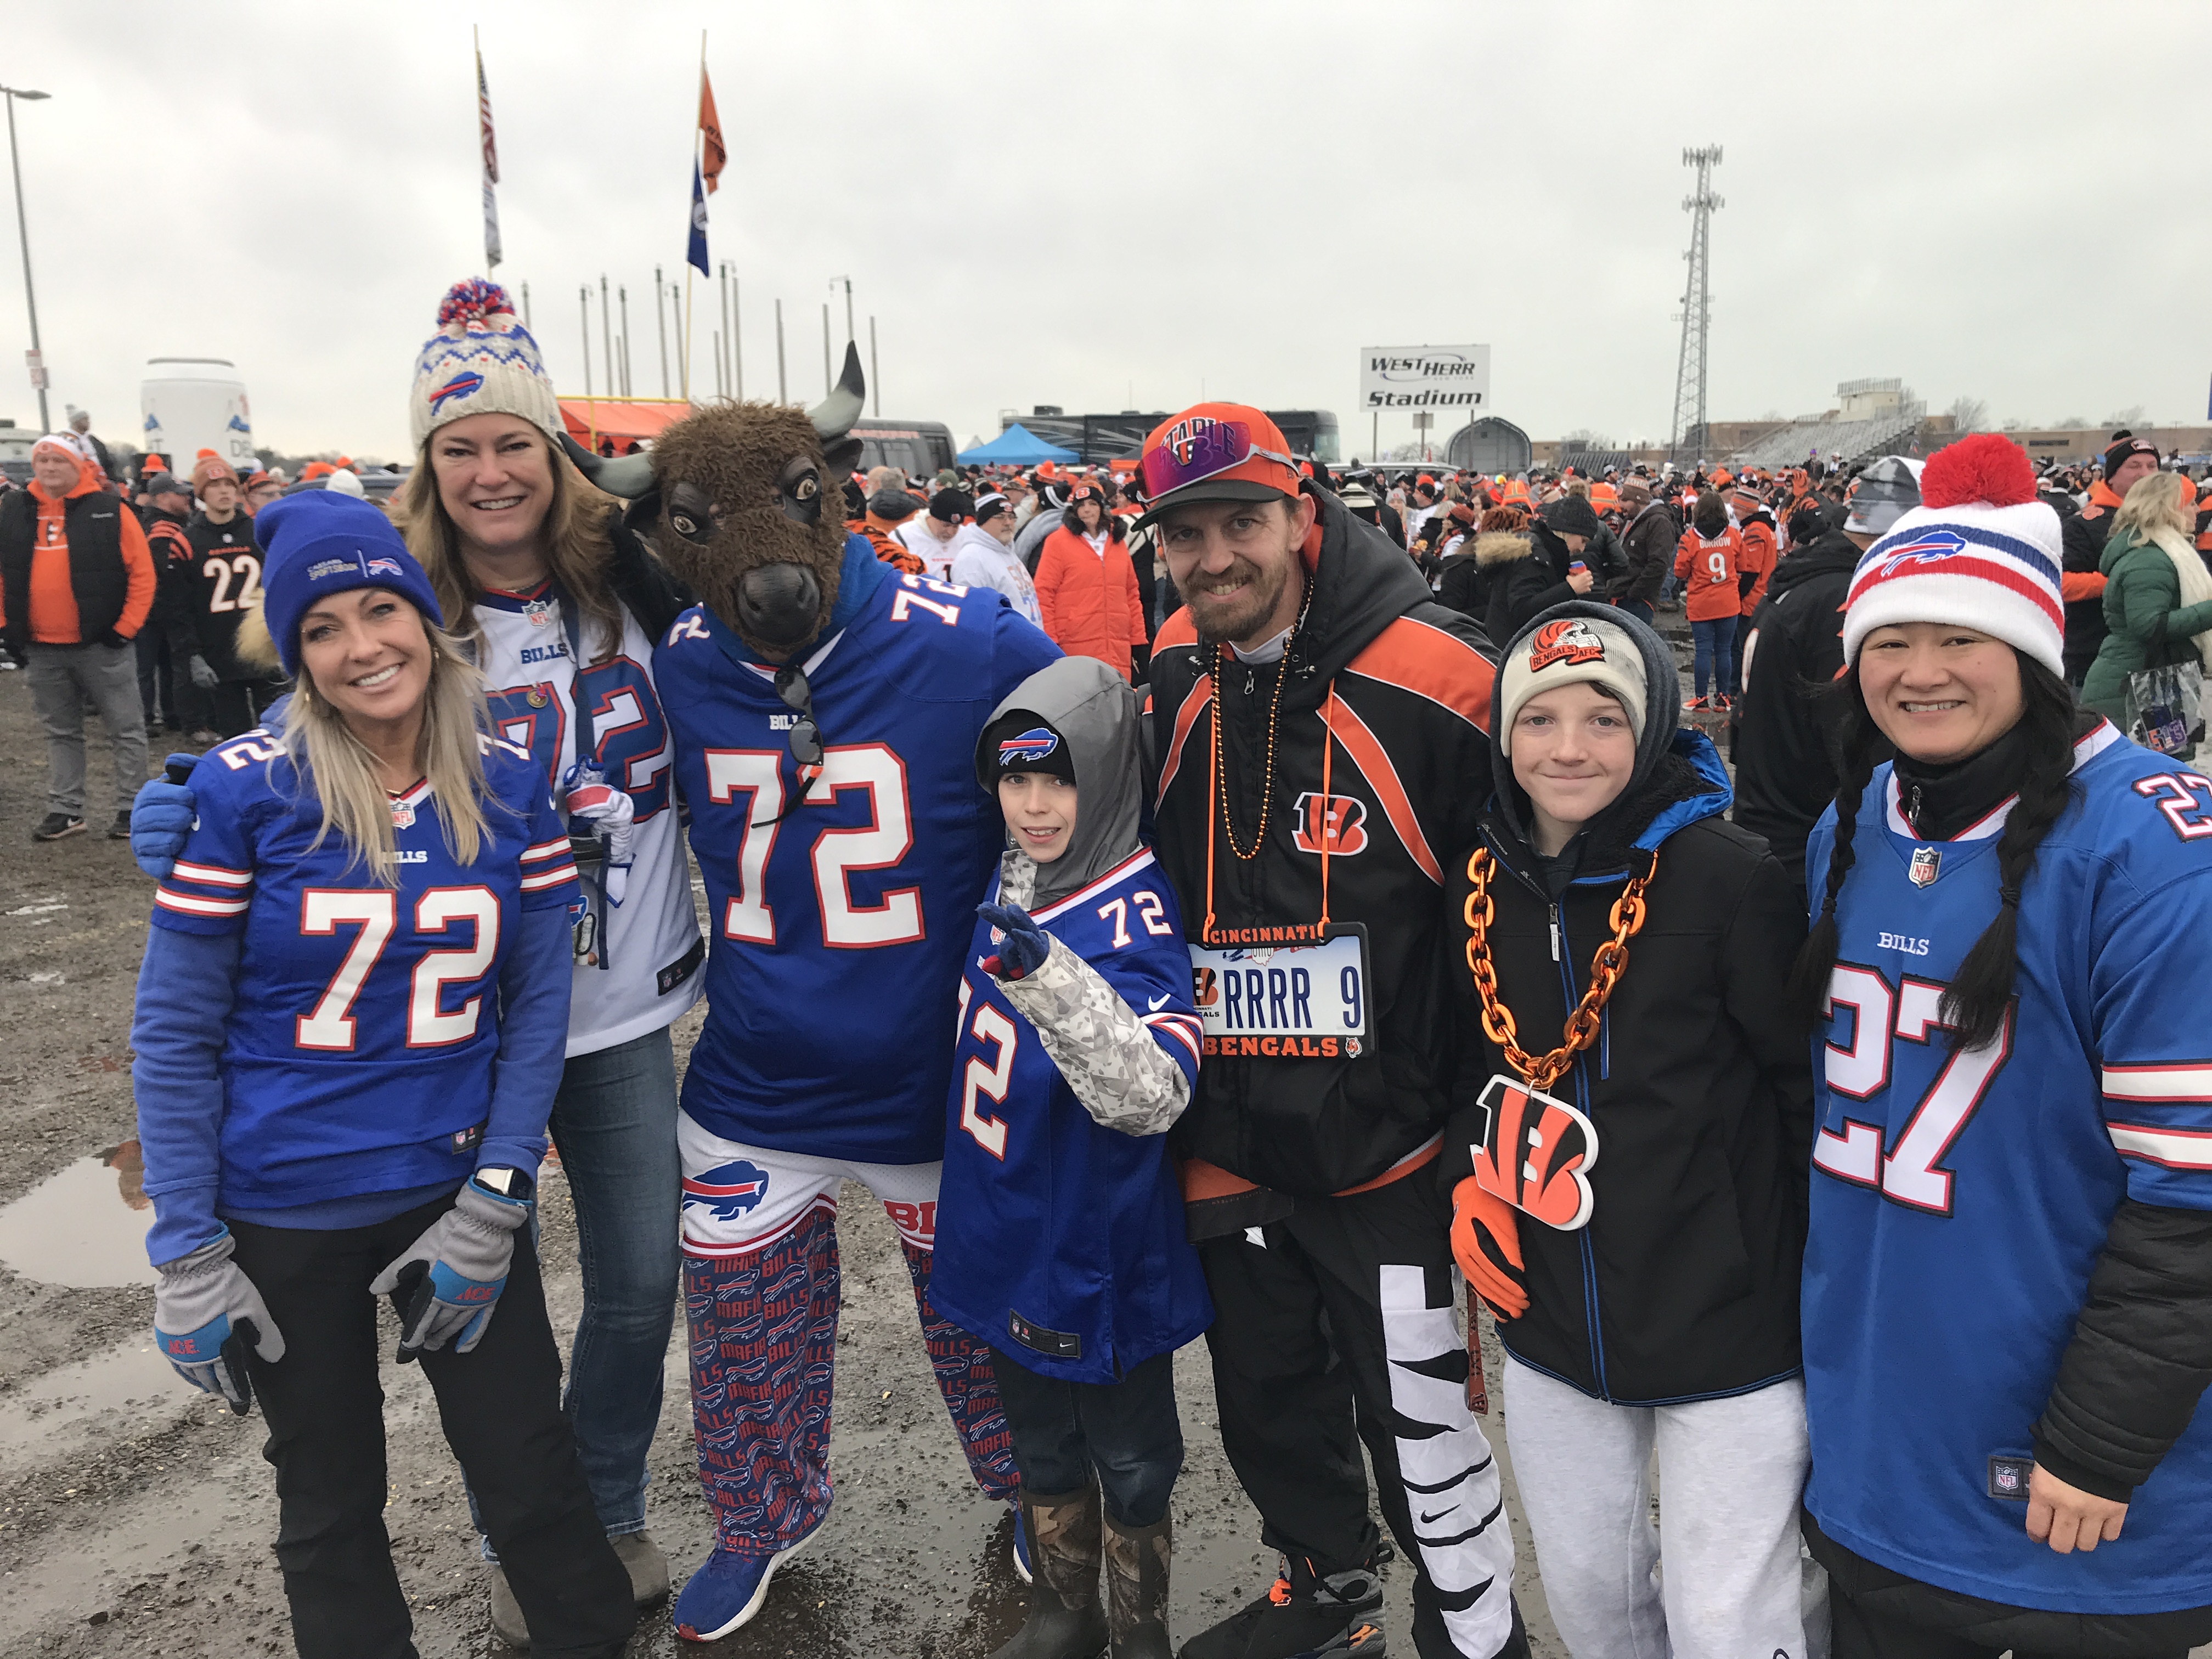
[1673, 527, 1743, 622]
[1034, 526, 1147, 679]
[1736, 518, 1778, 617]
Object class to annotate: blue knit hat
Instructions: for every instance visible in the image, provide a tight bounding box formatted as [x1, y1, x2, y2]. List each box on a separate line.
[255, 493, 443, 678]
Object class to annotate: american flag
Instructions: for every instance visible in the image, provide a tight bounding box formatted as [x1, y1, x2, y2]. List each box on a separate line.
[477, 43, 502, 269]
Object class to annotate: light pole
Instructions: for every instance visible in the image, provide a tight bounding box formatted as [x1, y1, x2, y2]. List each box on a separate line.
[827, 275, 854, 349]
[2, 85, 52, 435]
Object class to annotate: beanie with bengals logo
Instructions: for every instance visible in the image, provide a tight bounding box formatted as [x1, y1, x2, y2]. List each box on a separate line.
[1497, 612, 1649, 756]
[408, 278, 563, 453]
[1840, 433, 2064, 680]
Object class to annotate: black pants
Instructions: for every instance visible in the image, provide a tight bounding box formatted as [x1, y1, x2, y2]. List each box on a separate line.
[135, 625, 172, 725]
[231, 1197, 634, 1659]
[1809, 1510, 2209, 1659]
[208, 676, 281, 740]
[989, 1347, 1182, 1528]
[1199, 1171, 1523, 1659]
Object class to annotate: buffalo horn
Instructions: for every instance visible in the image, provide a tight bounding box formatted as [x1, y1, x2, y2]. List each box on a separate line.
[809, 342, 866, 442]
[558, 432, 658, 499]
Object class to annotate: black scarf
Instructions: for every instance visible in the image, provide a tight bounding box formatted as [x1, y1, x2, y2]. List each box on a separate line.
[1893, 707, 2097, 841]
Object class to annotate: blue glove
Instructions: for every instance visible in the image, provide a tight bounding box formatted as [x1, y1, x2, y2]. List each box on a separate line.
[153, 1228, 285, 1415]
[130, 755, 201, 879]
[368, 1172, 533, 1359]
[977, 901, 1051, 981]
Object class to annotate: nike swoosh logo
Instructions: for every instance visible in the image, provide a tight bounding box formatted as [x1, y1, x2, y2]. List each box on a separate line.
[1147, 994, 1171, 1011]
[1419, 1505, 1458, 1524]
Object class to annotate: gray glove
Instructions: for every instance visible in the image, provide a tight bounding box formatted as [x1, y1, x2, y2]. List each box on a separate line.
[368, 1173, 532, 1359]
[153, 1229, 285, 1415]
[188, 654, 219, 691]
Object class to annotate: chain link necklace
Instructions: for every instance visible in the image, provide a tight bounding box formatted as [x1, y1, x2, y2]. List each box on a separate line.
[1461, 845, 1657, 1092]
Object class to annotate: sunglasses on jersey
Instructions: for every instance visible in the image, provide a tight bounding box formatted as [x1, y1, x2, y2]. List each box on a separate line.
[754, 664, 824, 827]
[1139, 419, 1297, 501]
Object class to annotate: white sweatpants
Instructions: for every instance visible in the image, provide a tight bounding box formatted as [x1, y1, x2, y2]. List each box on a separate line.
[1503, 1356, 1811, 1659]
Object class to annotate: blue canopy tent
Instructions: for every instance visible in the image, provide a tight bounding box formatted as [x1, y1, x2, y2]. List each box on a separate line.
[957, 424, 1079, 466]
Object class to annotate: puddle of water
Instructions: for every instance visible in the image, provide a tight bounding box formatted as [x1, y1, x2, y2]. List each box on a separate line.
[0, 1150, 158, 1288]
[0, 1335, 189, 1467]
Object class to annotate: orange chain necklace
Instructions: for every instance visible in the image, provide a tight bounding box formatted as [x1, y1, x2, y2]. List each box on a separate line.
[1461, 845, 1657, 1093]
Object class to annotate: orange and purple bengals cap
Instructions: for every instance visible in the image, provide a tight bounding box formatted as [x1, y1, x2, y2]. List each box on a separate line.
[1131, 403, 1302, 530]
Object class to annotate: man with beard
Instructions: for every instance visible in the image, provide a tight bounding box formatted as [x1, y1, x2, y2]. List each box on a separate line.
[1138, 406, 1529, 1659]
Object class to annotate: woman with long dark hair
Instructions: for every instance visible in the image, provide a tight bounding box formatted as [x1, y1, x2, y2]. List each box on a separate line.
[1792, 436, 2212, 1658]
[132, 493, 634, 1658]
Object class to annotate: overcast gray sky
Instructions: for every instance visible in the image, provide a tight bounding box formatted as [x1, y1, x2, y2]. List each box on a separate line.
[5, 1, 2207, 462]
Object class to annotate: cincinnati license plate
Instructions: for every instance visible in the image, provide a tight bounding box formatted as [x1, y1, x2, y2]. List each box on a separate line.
[1189, 925, 1368, 1056]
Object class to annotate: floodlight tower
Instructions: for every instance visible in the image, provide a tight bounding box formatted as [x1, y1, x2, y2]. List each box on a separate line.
[1668, 146, 1723, 466]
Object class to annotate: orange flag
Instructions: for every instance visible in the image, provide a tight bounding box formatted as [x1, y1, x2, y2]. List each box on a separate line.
[698, 69, 726, 195]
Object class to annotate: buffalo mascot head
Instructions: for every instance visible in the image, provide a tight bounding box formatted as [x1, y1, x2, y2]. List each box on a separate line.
[563, 345, 867, 661]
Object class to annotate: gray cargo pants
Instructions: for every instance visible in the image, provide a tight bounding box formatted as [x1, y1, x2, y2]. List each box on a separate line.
[26, 641, 149, 819]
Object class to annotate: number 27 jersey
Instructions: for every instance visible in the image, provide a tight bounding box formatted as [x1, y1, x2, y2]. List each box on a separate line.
[1802, 721, 2212, 1614]
[652, 557, 1060, 1165]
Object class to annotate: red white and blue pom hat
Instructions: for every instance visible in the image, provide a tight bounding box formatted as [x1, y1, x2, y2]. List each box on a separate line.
[407, 278, 562, 452]
[1840, 433, 2066, 680]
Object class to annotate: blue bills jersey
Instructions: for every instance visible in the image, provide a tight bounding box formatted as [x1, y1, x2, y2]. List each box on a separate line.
[149, 728, 578, 1209]
[1802, 721, 2212, 1614]
[932, 850, 1211, 1384]
[653, 565, 1060, 1164]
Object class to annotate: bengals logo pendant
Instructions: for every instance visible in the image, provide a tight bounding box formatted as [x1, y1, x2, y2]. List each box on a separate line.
[1471, 1074, 1600, 1230]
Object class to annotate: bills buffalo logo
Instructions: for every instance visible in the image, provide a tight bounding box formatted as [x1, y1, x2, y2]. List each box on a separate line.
[1471, 1074, 1600, 1230]
[1291, 791, 1370, 856]
[682, 1159, 771, 1222]
[430, 371, 485, 412]
[1909, 845, 1942, 887]
[998, 727, 1059, 766]
[1526, 616, 1607, 674]
[364, 556, 405, 578]
[1863, 526, 1968, 579]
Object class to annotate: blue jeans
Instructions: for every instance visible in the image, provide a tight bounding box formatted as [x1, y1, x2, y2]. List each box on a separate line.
[1615, 597, 1655, 629]
[477, 1026, 681, 1548]
[989, 1347, 1183, 1528]
[1690, 618, 1734, 701]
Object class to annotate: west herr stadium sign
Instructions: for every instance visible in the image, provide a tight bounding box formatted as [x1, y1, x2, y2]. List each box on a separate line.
[1359, 344, 1492, 410]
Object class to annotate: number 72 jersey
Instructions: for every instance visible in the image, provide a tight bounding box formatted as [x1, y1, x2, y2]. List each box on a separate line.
[653, 558, 1062, 1167]
[1799, 720, 2212, 1613]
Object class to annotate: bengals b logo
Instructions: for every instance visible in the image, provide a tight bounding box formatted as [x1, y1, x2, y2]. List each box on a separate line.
[1293, 791, 1369, 856]
[1471, 1075, 1599, 1230]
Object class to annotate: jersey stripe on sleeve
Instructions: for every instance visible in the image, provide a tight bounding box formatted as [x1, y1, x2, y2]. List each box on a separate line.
[2102, 1064, 2212, 1171]
[1144, 1009, 1203, 1066]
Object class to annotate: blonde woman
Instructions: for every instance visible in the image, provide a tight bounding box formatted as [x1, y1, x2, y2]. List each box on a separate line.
[129, 492, 634, 1658]
[133, 281, 702, 1638]
[2081, 469, 2212, 754]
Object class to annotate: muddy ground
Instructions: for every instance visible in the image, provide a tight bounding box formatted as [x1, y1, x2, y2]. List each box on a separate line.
[0, 675, 1571, 1657]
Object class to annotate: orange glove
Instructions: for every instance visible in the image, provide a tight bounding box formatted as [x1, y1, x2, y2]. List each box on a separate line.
[1451, 1177, 1528, 1321]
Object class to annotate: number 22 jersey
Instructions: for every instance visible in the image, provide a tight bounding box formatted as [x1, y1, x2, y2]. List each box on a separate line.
[652, 545, 1061, 1165]
[1802, 720, 2212, 1613]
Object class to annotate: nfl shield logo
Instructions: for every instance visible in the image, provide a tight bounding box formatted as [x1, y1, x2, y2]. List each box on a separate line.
[391, 799, 416, 830]
[1909, 846, 1941, 888]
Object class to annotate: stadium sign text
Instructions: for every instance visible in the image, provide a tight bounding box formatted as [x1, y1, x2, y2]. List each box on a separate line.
[1359, 343, 1491, 410]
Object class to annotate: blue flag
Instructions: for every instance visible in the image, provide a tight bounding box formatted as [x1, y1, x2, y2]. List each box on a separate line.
[687, 162, 709, 276]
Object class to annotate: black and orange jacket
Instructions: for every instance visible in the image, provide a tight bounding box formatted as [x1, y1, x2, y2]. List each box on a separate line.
[1147, 488, 1500, 1195]
[2060, 479, 2123, 679]
[845, 515, 924, 574]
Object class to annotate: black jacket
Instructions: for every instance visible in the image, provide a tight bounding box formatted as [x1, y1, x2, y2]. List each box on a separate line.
[1614, 500, 1677, 604]
[1446, 601, 1814, 1404]
[1730, 530, 1870, 883]
[1434, 546, 1488, 621]
[2062, 490, 2120, 681]
[1149, 488, 1499, 1194]
[180, 510, 266, 680]
[0, 486, 133, 653]
[1479, 524, 1578, 645]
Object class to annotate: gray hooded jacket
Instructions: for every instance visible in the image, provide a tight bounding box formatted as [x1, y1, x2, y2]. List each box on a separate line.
[978, 656, 1188, 1136]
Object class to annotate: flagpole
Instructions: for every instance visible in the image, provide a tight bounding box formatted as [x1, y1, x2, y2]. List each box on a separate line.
[679, 32, 707, 403]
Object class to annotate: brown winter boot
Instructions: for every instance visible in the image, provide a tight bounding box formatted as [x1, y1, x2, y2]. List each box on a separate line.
[1102, 1509, 1172, 1659]
[989, 1483, 1109, 1659]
